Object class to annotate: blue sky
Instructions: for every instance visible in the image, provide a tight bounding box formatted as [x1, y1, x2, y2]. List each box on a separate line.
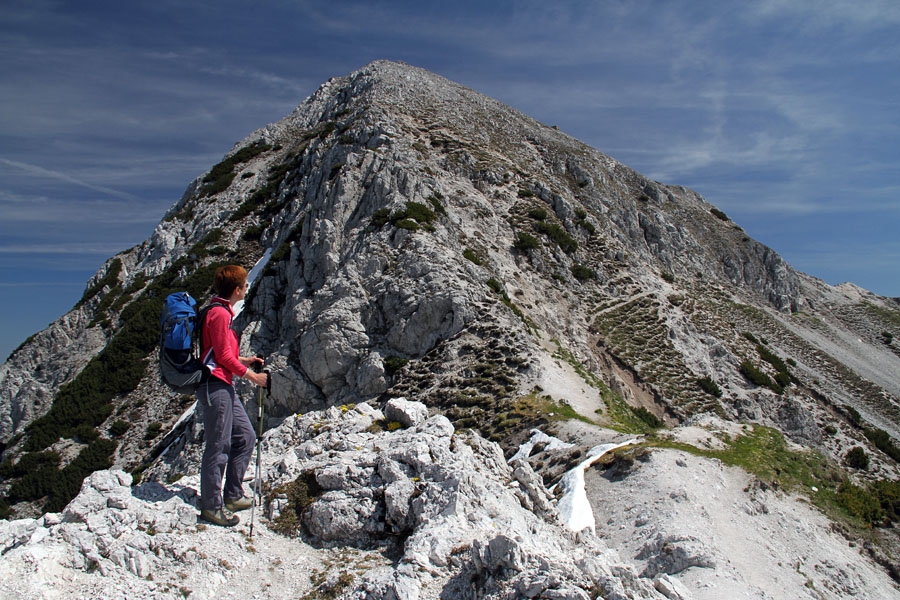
[2, 0, 899, 361]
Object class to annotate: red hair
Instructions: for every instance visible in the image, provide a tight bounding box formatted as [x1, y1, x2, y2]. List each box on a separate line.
[213, 265, 247, 298]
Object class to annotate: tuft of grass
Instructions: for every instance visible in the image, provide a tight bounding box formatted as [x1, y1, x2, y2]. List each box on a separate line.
[463, 248, 484, 265]
[270, 471, 323, 537]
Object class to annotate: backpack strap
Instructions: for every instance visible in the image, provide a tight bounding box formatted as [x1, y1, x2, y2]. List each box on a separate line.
[194, 300, 231, 360]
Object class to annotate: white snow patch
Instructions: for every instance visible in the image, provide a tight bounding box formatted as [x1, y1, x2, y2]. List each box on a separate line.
[232, 248, 272, 319]
[509, 429, 574, 463]
[555, 438, 638, 534]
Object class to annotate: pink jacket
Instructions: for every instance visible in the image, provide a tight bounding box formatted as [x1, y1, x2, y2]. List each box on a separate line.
[200, 298, 248, 384]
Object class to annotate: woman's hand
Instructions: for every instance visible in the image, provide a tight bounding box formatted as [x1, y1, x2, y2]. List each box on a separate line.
[239, 356, 264, 369]
[245, 370, 268, 388]
[240, 356, 268, 388]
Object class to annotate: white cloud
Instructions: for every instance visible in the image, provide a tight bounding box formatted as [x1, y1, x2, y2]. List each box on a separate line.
[749, 0, 900, 29]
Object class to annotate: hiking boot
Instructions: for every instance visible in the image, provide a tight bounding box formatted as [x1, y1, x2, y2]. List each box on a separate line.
[200, 508, 239, 527]
[224, 496, 253, 512]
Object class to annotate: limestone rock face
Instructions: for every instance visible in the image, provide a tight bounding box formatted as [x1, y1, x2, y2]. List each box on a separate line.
[0, 402, 664, 600]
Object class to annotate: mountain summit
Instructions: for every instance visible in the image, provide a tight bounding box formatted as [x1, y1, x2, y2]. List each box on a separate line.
[2, 60, 900, 598]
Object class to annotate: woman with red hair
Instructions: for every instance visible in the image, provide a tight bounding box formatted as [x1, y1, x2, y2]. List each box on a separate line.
[197, 265, 268, 527]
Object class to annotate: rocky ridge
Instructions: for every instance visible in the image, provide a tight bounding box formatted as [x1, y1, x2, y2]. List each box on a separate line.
[4, 400, 897, 599]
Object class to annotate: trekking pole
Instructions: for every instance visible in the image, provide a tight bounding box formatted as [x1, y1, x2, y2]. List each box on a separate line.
[249, 360, 270, 539]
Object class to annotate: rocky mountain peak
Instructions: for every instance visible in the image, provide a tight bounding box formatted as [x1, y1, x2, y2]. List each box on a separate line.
[2, 60, 900, 597]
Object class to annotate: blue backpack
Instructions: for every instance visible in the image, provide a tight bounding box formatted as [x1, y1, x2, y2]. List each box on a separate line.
[159, 292, 225, 394]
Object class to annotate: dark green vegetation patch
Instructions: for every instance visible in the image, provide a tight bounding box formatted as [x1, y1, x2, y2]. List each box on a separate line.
[270, 471, 324, 537]
[9, 249, 236, 514]
[201, 140, 272, 197]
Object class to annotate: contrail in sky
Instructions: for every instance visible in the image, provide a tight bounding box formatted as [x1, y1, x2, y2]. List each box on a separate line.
[0, 157, 138, 202]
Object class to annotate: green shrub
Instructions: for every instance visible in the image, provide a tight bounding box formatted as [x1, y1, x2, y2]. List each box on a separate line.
[242, 224, 264, 241]
[513, 232, 540, 251]
[228, 140, 272, 164]
[527, 207, 548, 221]
[710, 208, 729, 221]
[739, 360, 782, 394]
[78, 259, 122, 307]
[383, 356, 409, 377]
[578, 219, 597, 234]
[757, 345, 791, 387]
[697, 376, 723, 398]
[773, 371, 791, 389]
[200, 171, 236, 197]
[823, 425, 837, 435]
[571, 264, 595, 281]
[9, 438, 117, 513]
[145, 423, 163, 440]
[575, 208, 587, 220]
[742, 331, 759, 344]
[836, 481, 884, 525]
[376, 202, 437, 232]
[632, 406, 663, 429]
[402, 201, 436, 226]
[517, 188, 535, 198]
[372, 208, 391, 227]
[533, 222, 577, 254]
[0, 450, 60, 478]
[463, 248, 483, 265]
[846, 446, 870, 470]
[486, 278, 505, 296]
[73, 424, 100, 443]
[864, 428, 900, 463]
[394, 218, 419, 231]
[843, 405, 862, 427]
[109, 420, 130, 437]
[427, 193, 447, 216]
[871, 480, 900, 523]
[660, 271, 675, 284]
[124, 274, 149, 295]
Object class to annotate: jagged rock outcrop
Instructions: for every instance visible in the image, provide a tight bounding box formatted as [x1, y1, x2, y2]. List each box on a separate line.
[0, 401, 667, 600]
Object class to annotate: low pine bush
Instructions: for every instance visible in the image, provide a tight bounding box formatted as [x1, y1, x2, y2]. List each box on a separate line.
[865, 428, 900, 463]
[697, 376, 723, 398]
[571, 264, 595, 281]
[739, 360, 782, 394]
[533, 222, 577, 254]
[514, 233, 540, 251]
[845, 446, 870, 470]
[710, 208, 729, 221]
[632, 406, 663, 429]
[527, 207, 548, 221]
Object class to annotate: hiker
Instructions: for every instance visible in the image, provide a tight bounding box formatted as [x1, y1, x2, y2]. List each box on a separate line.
[197, 265, 269, 527]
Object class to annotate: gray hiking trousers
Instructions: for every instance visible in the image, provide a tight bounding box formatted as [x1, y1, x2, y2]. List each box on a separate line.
[197, 378, 256, 510]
